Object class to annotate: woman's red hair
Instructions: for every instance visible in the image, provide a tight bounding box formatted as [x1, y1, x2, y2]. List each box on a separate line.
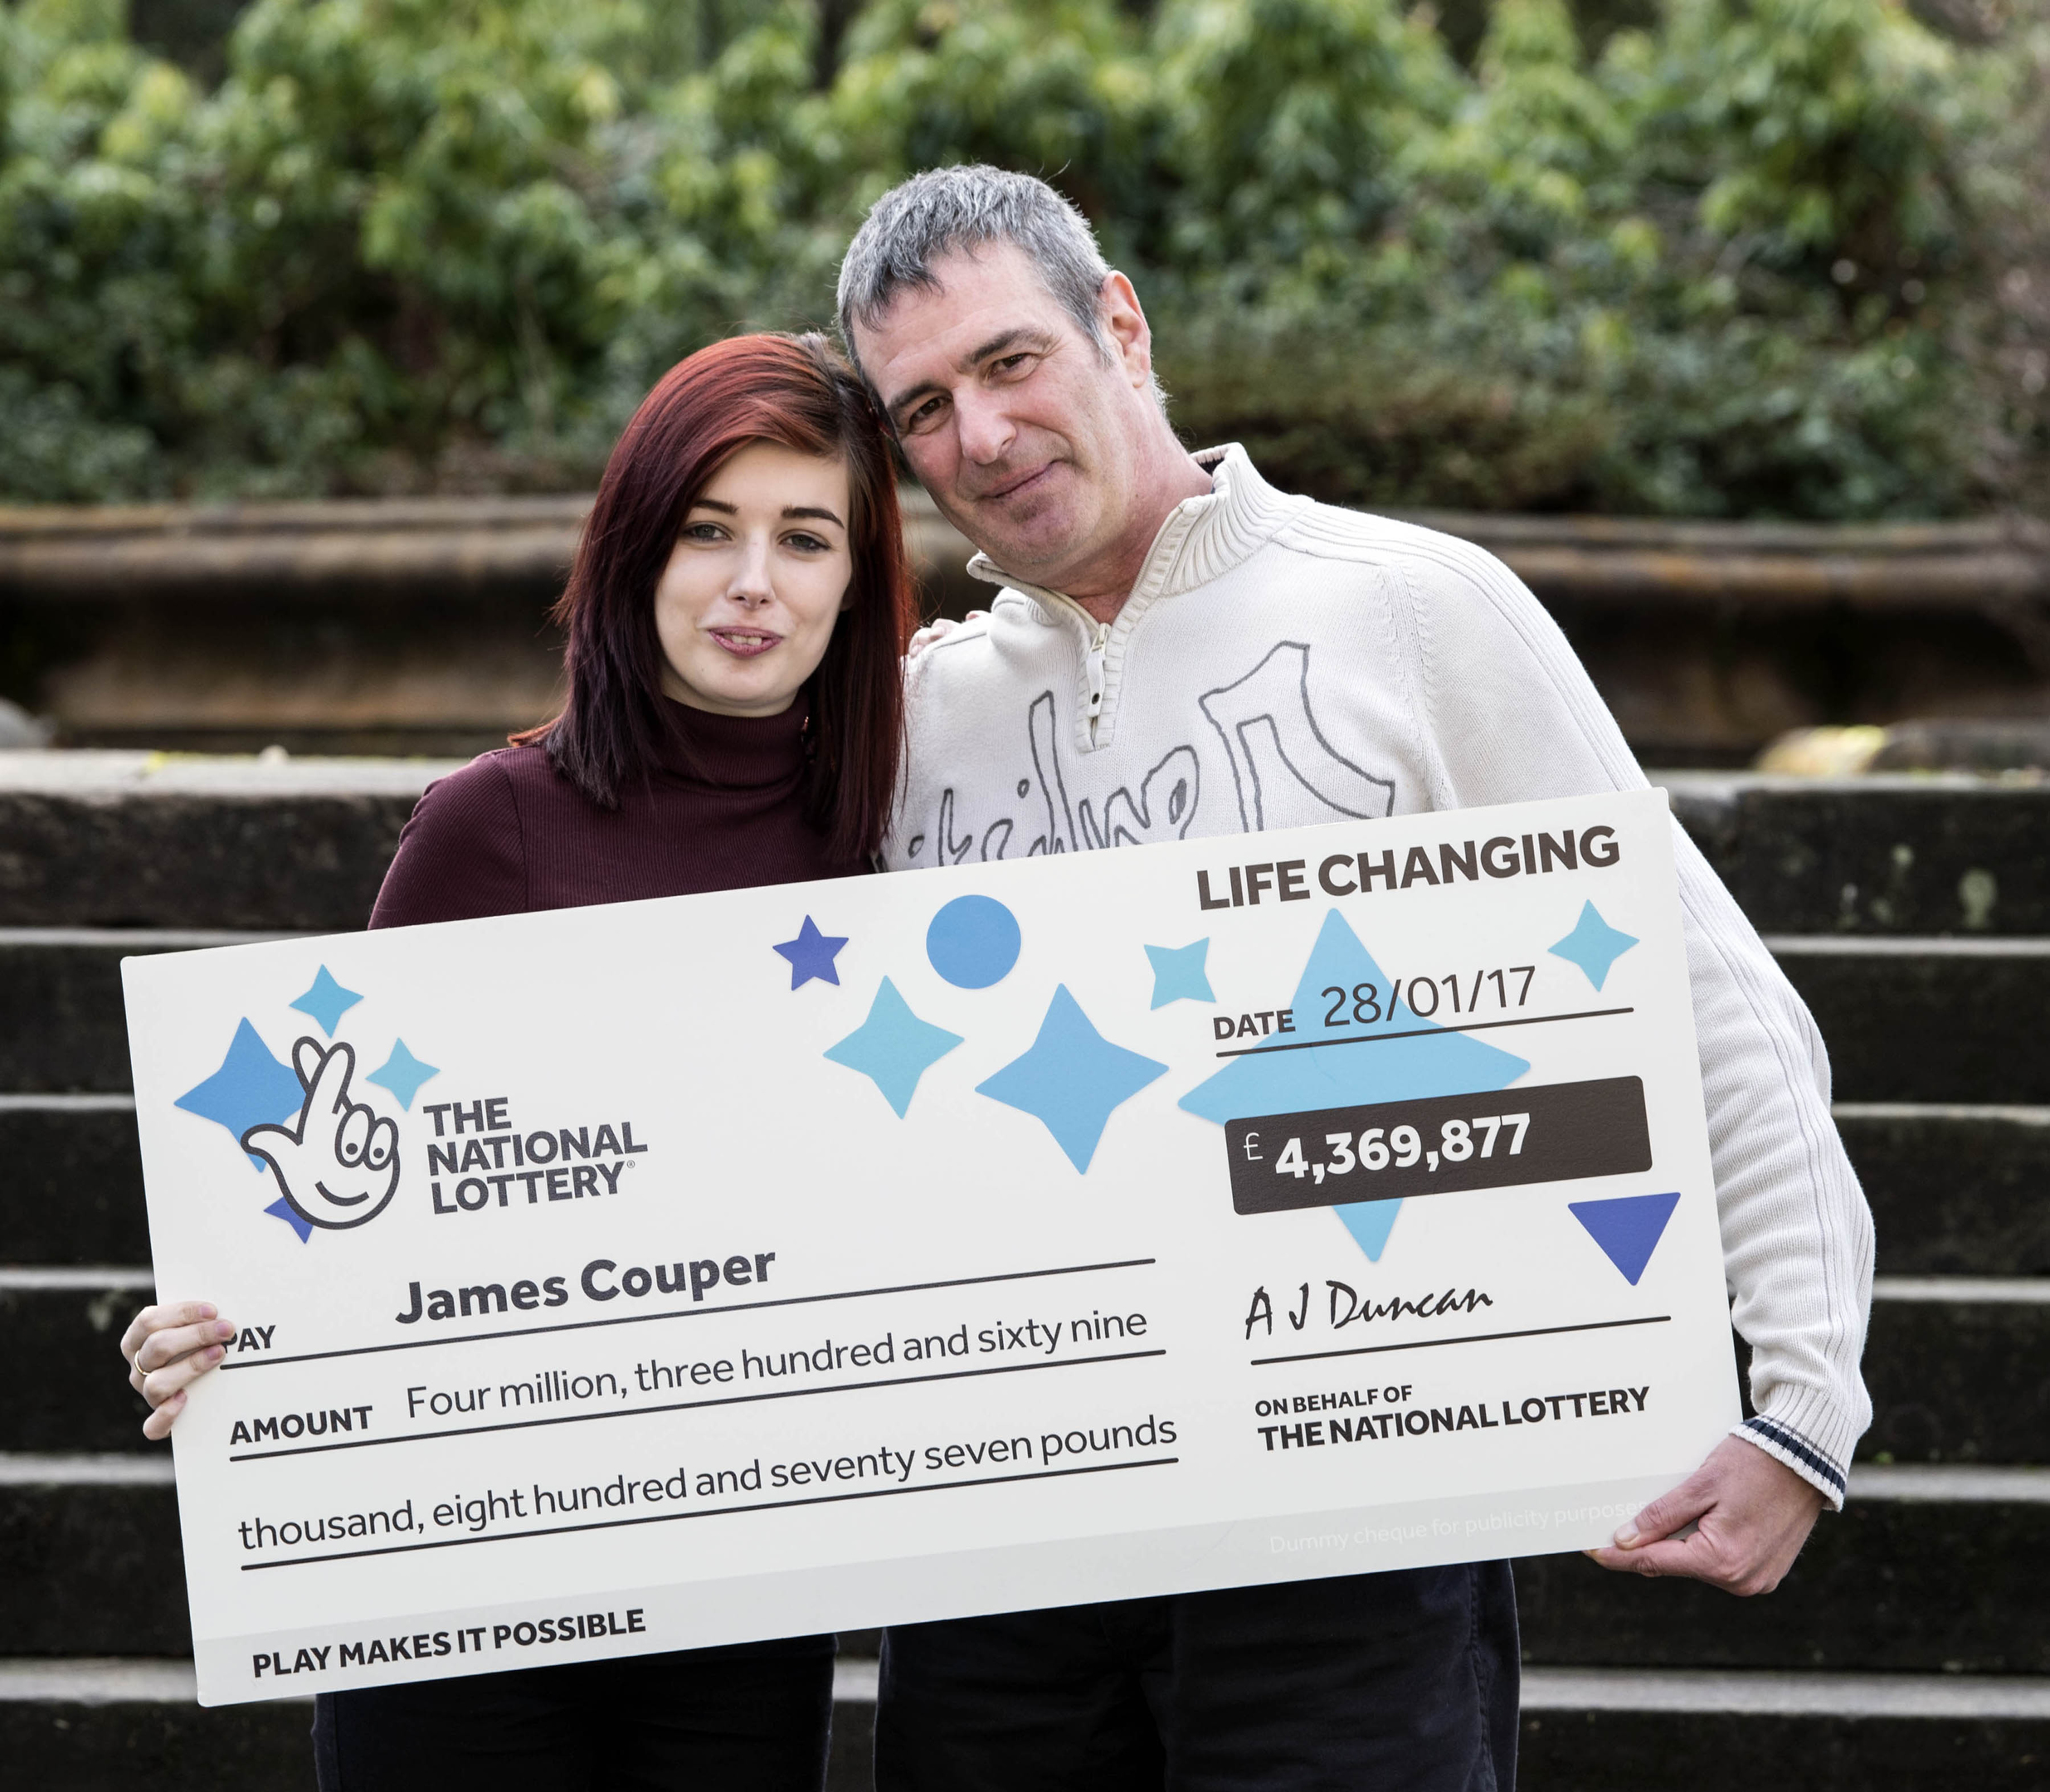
[524, 333, 913, 863]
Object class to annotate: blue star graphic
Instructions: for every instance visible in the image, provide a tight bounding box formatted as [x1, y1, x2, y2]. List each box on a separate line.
[265, 1195, 314, 1244]
[175, 1019, 305, 1170]
[1145, 939, 1215, 1009]
[289, 966, 363, 1037]
[1548, 902, 1639, 992]
[1179, 910, 1528, 1260]
[774, 916, 850, 990]
[825, 978, 963, 1116]
[977, 986, 1168, 1173]
[367, 1039, 440, 1109]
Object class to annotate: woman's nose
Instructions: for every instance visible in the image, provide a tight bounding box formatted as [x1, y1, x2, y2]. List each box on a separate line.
[728, 539, 775, 606]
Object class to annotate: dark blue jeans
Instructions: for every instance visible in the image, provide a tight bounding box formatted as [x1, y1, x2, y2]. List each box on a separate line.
[311, 1635, 835, 1790]
[875, 1566, 1518, 1792]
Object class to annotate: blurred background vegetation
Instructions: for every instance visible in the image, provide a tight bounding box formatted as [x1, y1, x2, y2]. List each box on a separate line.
[3, 0, 2046, 516]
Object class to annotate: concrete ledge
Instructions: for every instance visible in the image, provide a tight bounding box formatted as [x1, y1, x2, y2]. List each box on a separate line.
[1515, 1466, 2050, 1673]
[1, 1661, 2045, 1792]
[1840, 1103, 2050, 1276]
[9, 1096, 2041, 1275]
[1664, 772, 2050, 935]
[1521, 1665, 2050, 1717]
[0, 928, 282, 1091]
[0, 757, 2047, 931]
[1765, 938, 2050, 1104]
[3, 1456, 2046, 1666]
[7, 1271, 2046, 1460]
[12, 925, 2048, 1097]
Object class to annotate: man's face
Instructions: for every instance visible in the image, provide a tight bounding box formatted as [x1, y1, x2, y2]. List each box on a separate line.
[853, 243, 1151, 588]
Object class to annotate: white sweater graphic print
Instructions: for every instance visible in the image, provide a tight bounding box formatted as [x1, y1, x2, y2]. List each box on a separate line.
[886, 445, 1874, 1504]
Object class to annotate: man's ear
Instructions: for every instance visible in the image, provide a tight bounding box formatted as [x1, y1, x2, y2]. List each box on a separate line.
[1098, 272, 1153, 387]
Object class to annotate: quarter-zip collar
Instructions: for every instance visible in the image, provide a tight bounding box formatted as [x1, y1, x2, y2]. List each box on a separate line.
[961, 445, 1309, 752]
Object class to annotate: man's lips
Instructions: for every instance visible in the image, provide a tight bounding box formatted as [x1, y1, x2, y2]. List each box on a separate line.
[973, 462, 1059, 504]
[707, 627, 782, 659]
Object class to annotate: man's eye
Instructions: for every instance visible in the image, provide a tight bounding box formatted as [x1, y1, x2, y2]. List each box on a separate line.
[903, 397, 945, 432]
[992, 353, 1032, 376]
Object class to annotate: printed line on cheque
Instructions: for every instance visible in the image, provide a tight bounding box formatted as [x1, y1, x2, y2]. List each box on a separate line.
[229, 1347, 1168, 1463]
[1215, 1007, 1634, 1059]
[1251, 1314, 1672, 1367]
[240, 1455, 1180, 1570]
[222, 1258, 1156, 1372]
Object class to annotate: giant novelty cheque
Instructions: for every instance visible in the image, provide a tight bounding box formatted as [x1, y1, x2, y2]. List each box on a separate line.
[124, 786, 1741, 1705]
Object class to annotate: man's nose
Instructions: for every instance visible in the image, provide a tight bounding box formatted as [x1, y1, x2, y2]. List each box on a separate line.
[952, 388, 1016, 466]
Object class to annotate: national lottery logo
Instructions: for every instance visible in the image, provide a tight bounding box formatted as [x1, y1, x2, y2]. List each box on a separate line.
[172, 964, 440, 1244]
[242, 1038, 402, 1232]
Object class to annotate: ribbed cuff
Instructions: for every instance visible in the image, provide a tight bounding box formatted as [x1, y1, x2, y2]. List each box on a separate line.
[1733, 1415, 1848, 1511]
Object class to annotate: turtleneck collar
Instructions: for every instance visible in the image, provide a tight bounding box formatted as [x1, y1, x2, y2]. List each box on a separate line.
[962, 443, 1310, 619]
[652, 690, 810, 791]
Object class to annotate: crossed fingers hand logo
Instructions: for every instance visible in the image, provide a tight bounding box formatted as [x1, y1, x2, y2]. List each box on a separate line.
[241, 1038, 402, 1230]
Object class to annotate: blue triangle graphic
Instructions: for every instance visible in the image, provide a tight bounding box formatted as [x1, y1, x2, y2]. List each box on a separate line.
[1568, 1191, 1681, 1285]
[1180, 910, 1529, 1260]
[1334, 1197, 1404, 1261]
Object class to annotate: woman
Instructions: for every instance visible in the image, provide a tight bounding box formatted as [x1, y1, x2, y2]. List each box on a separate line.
[118, 331, 915, 1789]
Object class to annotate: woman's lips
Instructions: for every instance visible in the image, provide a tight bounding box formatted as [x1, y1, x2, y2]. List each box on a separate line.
[708, 628, 782, 659]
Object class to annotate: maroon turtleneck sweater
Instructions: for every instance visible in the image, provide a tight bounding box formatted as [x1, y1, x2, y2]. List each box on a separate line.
[368, 697, 867, 929]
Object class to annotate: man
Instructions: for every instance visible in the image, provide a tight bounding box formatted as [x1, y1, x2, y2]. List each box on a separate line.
[838, 165, 1872, 1791]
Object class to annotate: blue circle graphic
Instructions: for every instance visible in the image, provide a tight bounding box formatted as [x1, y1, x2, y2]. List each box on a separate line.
[926, 895, 1022, 990]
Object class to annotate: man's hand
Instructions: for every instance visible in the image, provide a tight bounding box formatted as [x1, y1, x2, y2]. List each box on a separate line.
[242, 1038, 400, 1230]
[1586, 1434, 1825, 1595]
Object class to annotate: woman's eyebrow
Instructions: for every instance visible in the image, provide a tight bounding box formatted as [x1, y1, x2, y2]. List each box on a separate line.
[685, 499, 841, 526]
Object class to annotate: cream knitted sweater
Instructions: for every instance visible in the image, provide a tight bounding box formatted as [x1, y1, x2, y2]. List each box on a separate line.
[884, 444, 1874, 1505]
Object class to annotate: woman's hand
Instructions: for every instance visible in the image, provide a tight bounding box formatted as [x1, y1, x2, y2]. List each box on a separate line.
[121, 1301, 234, 1441]
[907, 611, 986, 659]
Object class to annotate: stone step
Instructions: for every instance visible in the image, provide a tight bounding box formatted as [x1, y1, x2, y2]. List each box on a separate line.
[0, 928, 275, 1093]
[1516, 1667, 2050, 1792]
[9, 1093, 2044, 1275]
[11, 926, 2046, 1106]
[1861, 1278, 2050, 1463]
[1514, 1463, 2050, 1674]
[1838, 1103, 2050, 1277]
[0, 1656, 884, 1791]
[0, 1458, 183, 1656]
[2, 1456, 2043, 1670]
[2, 1660, 2046, 1792]
[0, 1097, 144, 1265]
[0, 1658, 312, 1790]
[1666, 772, 2050, 937]
[1, 1270, 158, 1453]
[1765, 937, 2050, 1105]
[5, 758, 2046, 937]
[13, 1268, 2038, 1463]
[0, 755, 437, 933]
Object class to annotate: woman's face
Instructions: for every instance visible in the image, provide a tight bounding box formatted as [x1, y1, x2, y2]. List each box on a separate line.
[654, 442, 855, 717]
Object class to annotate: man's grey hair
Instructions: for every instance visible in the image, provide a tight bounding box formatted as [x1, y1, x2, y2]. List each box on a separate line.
[836, 165, 1119, 380]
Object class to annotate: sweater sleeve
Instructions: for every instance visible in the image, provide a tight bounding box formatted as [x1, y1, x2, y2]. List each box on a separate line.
[368, 756, 528, 930]
[1384, 526, 1874, 1507]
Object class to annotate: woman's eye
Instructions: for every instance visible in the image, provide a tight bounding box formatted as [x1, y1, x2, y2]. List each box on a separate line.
[785, 533, 831, 553]
[682, 522, 725, 542]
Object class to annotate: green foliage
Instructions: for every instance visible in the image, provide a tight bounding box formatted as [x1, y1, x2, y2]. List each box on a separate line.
[0, 0, 2040, 513]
